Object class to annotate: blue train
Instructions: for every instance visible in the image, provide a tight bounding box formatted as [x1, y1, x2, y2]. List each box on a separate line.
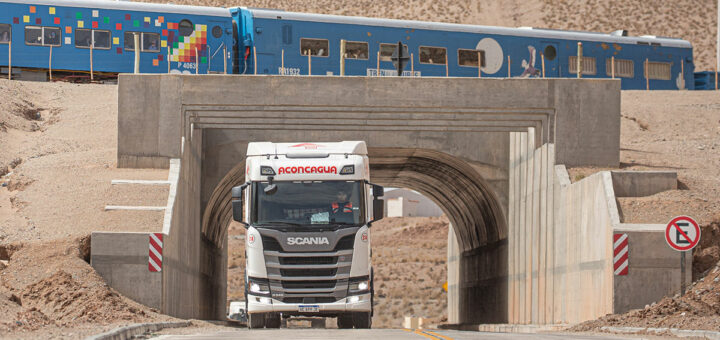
[0, 0, 701, 89]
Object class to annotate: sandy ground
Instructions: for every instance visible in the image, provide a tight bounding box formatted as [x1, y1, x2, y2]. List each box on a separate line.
[568, 91, 720, 226]
[142, 0, 718, 72]
[0, 79, 172, 339]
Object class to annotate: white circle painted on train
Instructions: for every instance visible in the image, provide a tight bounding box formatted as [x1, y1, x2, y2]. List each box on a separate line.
[476, 38, 503, 74]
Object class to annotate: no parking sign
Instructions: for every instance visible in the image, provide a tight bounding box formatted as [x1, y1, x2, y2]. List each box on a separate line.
[665, 215, 700, 295]
[665, 216, 701, 252]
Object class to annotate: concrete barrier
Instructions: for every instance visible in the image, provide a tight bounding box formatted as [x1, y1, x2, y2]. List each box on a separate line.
[91, 232, 161, 309]
[611, 171, 677, 197]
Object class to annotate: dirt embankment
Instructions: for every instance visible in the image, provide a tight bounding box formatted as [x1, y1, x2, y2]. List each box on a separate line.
[0, 239, 171, 339]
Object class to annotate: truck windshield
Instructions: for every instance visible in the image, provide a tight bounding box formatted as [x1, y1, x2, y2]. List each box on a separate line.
[252, 181, 365, 227]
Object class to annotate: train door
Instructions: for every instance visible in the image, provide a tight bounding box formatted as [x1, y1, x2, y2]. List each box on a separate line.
[541, 42, 559, 77]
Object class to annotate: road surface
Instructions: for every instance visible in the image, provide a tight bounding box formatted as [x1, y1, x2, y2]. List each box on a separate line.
[152, 328, 643, 340]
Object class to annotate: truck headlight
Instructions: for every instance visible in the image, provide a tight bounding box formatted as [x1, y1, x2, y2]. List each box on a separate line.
[248, 278, 270, 296]
[348, 276, 370, 295]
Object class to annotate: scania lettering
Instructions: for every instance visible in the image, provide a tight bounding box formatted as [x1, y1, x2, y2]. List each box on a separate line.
[231, 141, 384, 329]
[287, 237, 330, 246]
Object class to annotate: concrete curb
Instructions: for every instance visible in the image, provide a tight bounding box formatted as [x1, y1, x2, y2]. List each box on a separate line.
[600, 326, 720, 340]
[84, 321, 192, 340]
[439, 323, 569, 333]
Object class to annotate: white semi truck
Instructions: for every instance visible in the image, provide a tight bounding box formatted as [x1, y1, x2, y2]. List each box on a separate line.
[231, 141, 385, 329]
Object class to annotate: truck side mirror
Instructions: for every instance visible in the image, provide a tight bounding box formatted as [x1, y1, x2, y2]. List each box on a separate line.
[370, 184, 385, 223]
[231, 183, 249, 226]
[372, 184, 384, 198]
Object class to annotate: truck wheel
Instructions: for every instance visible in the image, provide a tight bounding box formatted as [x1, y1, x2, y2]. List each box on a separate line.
[337, 314, 353, 329]
[248, 313, 265, 329]
[265, 313, 281, 328]
[352, 312, 372, 329]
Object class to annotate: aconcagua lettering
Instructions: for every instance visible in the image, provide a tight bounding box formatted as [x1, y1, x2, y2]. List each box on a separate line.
[278, 166, 337, 175]
[286, 237, 330, 245]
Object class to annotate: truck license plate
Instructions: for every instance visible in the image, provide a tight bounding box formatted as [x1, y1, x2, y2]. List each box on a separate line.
[298, 305, 320, 313]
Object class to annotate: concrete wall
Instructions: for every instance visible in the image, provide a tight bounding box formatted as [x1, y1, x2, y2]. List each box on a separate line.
[117, 75, 620, 171]
[507, 130, 689, 324]
[161, 130, 227, 320]
[91, 232, 161, 309]
[611, 171, 677, 197]
[613, 225, 692, 313]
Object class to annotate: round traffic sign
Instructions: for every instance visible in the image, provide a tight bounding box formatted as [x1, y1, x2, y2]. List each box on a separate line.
[665, 216, 701, 251]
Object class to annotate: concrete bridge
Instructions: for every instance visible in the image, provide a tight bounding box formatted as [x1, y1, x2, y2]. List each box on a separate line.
[91, 75, 688, 326]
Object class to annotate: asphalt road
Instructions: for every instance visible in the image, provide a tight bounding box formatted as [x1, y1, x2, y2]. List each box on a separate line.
[152, 328, 642, 340]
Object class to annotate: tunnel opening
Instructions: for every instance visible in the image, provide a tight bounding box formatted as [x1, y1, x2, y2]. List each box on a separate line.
[202, 148, 508, 326]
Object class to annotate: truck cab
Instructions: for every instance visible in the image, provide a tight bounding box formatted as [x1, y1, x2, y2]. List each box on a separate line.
[231, 141, 384, 329]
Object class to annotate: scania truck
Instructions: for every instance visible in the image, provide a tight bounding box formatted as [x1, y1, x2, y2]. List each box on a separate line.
[231, 141, 384, 329]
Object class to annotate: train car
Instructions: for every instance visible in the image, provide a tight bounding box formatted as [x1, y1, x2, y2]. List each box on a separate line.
[0, 0, 233, 78]
[232, 8, 694, 90]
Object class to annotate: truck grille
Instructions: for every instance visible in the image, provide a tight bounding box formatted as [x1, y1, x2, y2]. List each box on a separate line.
[279, 256, 337, 265]
[280, 268, 337, 277]
[262, 233, 356, 303]
[282, 280, 337, 289]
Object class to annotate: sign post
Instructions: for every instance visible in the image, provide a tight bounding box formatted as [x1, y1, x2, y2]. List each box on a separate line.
[665, 216, 701, 295]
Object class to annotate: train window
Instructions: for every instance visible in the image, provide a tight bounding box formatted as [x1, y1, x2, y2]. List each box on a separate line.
[379, 43, 407, 62]
[43, 27, 61, 46]
[25, 26, 60, 46]
[124, 32, 158, 52]
[0, 24, 10, 44]
[544, 45, 557, 61]
[142, 33, 160, 52]
[212, 25, 223, 39]
[124, 32, 137, 50]
[605, 58, 634, 78]
[344, 41, 368, 60]
[300, 38, 329, 57]
[93, 30, 110, 49]
[645, 61, 671, 80]
[457, 49, 485, 67]
[24, 26, 42, 45]
[75, 29, 92, 48]
[419, 46, 447, 65]
[75, 29, 110, 49]
[568, 56, 597, 75]
[178, 19, 194, 37]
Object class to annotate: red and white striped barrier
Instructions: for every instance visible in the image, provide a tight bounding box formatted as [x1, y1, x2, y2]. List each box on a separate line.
[613, 233, 629, 276]
[149, 233, 163, 272]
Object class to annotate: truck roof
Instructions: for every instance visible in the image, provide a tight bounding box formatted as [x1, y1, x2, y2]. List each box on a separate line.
[246, 141, 368, 157]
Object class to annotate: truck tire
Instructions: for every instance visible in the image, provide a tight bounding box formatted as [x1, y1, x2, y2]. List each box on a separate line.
[248, 313, 265, 329]
[352, 311, 372, 329]
[265, 313, 281, 328]
[337, 314, 353, 329]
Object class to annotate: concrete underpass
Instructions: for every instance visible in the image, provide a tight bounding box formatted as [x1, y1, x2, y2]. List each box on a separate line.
[91, 75, 689, 327]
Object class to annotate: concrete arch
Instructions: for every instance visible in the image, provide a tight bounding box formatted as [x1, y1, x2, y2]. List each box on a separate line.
[201, 148, 506, 256]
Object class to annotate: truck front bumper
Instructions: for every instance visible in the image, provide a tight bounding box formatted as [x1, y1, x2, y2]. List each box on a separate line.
[247, 293, 371, 314]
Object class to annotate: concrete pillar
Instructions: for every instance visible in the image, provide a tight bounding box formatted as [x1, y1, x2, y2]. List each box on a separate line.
[447, 223, 460, 324]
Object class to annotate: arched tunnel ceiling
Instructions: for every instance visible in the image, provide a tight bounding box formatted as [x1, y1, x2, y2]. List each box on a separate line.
[201, 148, 507, 254]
